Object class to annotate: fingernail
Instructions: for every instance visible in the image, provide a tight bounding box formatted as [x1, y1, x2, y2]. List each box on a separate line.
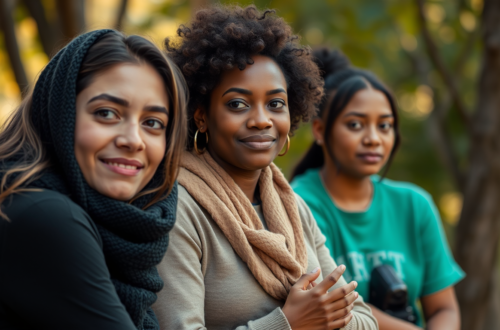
[355, 292, 359, 298]
[310, 267, 320, 274]
[339, 264, 346, 271]
[353, 281, 358, 288]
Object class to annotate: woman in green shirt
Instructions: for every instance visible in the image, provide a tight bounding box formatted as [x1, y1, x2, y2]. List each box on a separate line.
[291, 48, 464, 330]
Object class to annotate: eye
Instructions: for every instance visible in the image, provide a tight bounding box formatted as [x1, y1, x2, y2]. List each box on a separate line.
[379, 122, 393, 131]
[347, 120, 362, 130]
[95, 109, 118, 120]
[143, 119, 165, 130]
[227, 100, 248, 109]
[269, 100, 285, 110]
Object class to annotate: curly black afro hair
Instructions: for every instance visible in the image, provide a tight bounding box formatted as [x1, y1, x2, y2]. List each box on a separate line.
[165, 5, 324, 148]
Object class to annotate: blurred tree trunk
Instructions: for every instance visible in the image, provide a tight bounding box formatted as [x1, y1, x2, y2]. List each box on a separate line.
[0, 0, 29, 97]
[55, 0, 85, 42]
[23, 0, 64, 57]
[455, 0, 500, 328]
[480, 271, 500, 330]
[24, 0, 86, 57]
[2, 0, 88, 94]
[114, 0, 128, 31]
[416, 0, 500, 328]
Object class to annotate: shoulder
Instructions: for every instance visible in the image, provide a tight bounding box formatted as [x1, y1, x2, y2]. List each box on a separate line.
[375, 178, 440, 229]
[4, 189, 86, 216]
[294, 193, 310, 216]
[291, 168, 321, 194]
[178, 184, 196, 205]
[291, 169, 326, 211]
[177, 185, 207, 218]
[294, 193, 318, 233]
[375, 177, 434, 206]
[175, 185, 212, 238]
[1, 190, 99, 244]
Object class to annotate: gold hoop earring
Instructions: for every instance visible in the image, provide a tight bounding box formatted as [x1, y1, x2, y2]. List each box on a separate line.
[194, 129, 209, 154]
[278, 135, 290, 157]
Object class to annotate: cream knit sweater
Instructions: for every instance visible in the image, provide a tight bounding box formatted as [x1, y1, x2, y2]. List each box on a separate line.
[153, 186, 378, 330]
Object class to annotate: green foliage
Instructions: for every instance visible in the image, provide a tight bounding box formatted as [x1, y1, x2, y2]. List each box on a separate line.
[1, 0, 481, 228]
[142, 0, 481, 227]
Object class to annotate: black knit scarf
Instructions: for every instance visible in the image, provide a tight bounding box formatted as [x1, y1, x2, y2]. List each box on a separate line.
[1, 29, 177, 329]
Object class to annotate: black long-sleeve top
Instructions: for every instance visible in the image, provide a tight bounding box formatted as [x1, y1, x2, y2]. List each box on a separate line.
[0, 189, 137, 329]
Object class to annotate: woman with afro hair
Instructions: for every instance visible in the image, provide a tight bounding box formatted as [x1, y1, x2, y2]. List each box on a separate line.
[152, 5, 378, 330]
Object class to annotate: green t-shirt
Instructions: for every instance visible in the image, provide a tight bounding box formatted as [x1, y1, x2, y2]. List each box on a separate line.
[291, 168, 465, 326]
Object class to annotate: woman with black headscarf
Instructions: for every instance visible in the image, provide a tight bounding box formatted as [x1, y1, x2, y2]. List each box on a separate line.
[0, 29, 187, 329]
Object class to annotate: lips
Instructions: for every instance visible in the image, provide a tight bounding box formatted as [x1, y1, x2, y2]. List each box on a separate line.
[238, 135, 276, 150]
[356, 152, 383, 164]
[100, 157, 144, 176]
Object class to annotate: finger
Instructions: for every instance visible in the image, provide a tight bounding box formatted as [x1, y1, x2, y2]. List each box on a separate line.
[305, 280, 317, 290]
[314, 265, 346, 293]
[325, 281, 358, 304]
[327, 290, 359, 310]
[294, 267, 321, 291]
[327, 302, 354, 321]
[328, 311, 353, 330]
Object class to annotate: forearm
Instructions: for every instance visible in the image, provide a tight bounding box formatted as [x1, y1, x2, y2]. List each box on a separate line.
[421, 287, 461, 330]
[368, 304, 422, 330]
[234, 308, 291, 330]
[342, 297, 378, 330]
[425, 308, 460, 330]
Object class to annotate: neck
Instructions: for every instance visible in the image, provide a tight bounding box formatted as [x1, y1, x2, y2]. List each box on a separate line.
[320, 158, 373, 211]
[207, 148, 261, 203]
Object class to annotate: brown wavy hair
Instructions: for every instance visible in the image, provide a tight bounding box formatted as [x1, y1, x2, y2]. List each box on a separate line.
[0, 32, 187, 219]
[165, 5, 324, 149]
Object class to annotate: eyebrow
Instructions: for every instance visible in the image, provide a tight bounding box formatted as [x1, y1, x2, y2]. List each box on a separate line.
[343, 112, 394, 118]
[88, 93, 129, 107]
[222, 88, 252, 96]
[88, 93, 168, 115]
[266, 88, 287, 96]
[144, 105, 169, 116]
[221, 87, 288, 97]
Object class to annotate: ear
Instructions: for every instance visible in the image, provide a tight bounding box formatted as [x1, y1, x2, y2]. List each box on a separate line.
[312, 118, 325, 145]
[193, 106, 208, 133]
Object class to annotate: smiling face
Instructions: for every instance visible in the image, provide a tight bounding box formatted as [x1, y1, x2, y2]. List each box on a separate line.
[315, 87, 395, 178]
[195, 55, 290, 174]
[75, 63, 169, 200]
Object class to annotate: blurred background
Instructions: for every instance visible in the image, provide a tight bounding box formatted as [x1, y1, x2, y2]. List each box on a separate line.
[0, 0, 497, 329]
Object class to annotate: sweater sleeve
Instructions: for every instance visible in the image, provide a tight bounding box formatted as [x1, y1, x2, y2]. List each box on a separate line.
[152, 194, 292, 330]
[296, 196, 379, 330]
[0, 192, 136, 330]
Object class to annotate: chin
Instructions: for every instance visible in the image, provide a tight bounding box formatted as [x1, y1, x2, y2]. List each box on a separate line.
[357, 165, 383, 177]
[94, 182, 138, 201]
[238, 154, 274, 171]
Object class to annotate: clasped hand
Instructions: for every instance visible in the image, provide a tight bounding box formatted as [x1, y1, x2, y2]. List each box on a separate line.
[282, 265, 358, 330]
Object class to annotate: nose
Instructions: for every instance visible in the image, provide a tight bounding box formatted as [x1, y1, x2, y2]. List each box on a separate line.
[247, 104, 272, 130]
[362, 124, 382, 146]
[115, 121, 145, 152]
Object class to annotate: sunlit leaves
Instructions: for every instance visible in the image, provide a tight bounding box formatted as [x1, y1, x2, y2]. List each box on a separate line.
[0, 0, 481, 231]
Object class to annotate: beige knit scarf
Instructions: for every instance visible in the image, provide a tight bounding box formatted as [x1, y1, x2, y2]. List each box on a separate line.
[178, 151, 308, 300]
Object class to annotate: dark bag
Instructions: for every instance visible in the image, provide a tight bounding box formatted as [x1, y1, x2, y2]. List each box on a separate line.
[369, 264, 417, 324]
